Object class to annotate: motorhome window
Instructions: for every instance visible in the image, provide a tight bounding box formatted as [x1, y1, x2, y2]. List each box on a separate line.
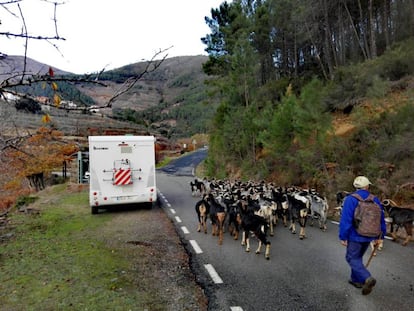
[120, 146, 132, 153]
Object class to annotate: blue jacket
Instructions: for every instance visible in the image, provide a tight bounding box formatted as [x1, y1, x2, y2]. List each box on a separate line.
[338, 189, 387, 242]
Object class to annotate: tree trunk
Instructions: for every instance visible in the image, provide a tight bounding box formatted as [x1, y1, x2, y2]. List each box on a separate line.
[410, 0, 414, 36]
[382, 0, 391, 49]
[304, 20, 328, 80]
[322, 0, 335, 79]
[27, 173, 45, 191]
[357, 0, 371, 58]
[343, 0, 368, 60]
[338, 4, 346, 65]
[368, 0, 377, 58]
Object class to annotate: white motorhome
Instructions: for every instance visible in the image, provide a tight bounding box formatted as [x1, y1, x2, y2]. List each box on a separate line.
[88, 135, 157, 214]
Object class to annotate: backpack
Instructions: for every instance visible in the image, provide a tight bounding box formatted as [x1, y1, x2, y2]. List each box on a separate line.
[351, 193, 382, 237]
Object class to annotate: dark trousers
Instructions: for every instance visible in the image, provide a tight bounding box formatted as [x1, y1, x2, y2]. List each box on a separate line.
[345, 240, 371, 283]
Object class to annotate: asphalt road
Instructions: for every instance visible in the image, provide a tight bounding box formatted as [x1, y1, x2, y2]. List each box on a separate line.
[156, 149, 414, 311]
[159, 147, 208, 176]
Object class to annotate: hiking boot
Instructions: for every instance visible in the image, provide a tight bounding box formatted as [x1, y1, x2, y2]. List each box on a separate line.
[362, 277, 376, 295]
[348, 280, 363, 288]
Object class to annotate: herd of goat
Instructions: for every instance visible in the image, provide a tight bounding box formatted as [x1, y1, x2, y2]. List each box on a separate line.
[191, 178, 414, 260]
[192, 178, 330, 260]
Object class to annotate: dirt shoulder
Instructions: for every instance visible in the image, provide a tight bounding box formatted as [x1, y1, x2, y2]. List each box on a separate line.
[100, 203, 208, 311]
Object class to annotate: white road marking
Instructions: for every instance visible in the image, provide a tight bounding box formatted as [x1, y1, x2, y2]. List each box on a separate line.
[204, 263, 223, 284]
[170, 208, 176, 214]
[181, 226, 189, 234]
[175, 216, 182, 223]
[230, 307, 243, 311]
[189, 240, 203, 254]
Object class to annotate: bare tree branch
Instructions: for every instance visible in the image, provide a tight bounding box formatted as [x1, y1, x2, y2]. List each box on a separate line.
[0, 0, 66, 58]
[16, 2, 29, 81]
[0, 0, 22, 17]
[0, 1, 169, 114]
[0, 31, 65, 41]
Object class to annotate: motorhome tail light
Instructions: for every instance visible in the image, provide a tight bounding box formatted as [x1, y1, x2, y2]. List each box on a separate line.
[150, 188, 154, 192]
[104, 197, 108, 201]
[93, 191, 97, 196]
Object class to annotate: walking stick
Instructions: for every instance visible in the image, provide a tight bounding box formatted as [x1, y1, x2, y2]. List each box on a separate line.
[365, 239, 380, 268]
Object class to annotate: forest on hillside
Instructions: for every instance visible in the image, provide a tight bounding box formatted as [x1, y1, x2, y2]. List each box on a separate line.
[200, 0, 414, 204]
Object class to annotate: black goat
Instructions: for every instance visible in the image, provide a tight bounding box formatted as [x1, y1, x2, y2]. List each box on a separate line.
[382, 199, 414, 246]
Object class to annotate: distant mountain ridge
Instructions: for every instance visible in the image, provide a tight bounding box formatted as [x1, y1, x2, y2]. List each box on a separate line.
[81, 55, 210, 108]
[0, 54, 71, 78]
[0, 54, 216, 139]
[75, 55, 215, 138]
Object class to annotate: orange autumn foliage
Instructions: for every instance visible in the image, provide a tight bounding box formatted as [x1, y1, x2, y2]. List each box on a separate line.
[0, 127, 78, 211]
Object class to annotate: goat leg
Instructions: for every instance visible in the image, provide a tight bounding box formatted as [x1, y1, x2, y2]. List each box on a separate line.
[245, 237, 250, 252]
[299, 227, 306, 240]
[402, 235, 411, 246]
[255, 240, 262, 254]
[234, 229, 239, 240]
[219, 229, 223, 245]
[265, 244, 270, 260]
[289, 222, 296, 234]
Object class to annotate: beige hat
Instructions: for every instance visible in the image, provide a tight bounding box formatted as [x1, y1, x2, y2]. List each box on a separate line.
[353, 176, 372, 188]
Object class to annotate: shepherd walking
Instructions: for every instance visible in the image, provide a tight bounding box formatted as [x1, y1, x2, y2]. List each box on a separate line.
[339, 176, 387, 295]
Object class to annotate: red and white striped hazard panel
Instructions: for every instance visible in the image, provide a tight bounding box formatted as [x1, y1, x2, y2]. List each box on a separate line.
[113, 168, 132, 185]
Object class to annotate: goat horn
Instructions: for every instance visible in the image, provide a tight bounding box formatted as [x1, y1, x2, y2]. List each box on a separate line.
[389, 199, 398, 207]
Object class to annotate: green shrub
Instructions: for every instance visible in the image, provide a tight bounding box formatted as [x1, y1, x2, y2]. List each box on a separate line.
[366, 75, 389, 98]
[378, 39, 414, 80]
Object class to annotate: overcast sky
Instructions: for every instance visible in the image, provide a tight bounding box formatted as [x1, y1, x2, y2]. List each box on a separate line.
[0, 0, 227, 74]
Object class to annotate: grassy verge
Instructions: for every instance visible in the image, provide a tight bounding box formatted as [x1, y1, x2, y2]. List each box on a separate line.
[156, 156, 175, 168]
[0, 184, 199, 311]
